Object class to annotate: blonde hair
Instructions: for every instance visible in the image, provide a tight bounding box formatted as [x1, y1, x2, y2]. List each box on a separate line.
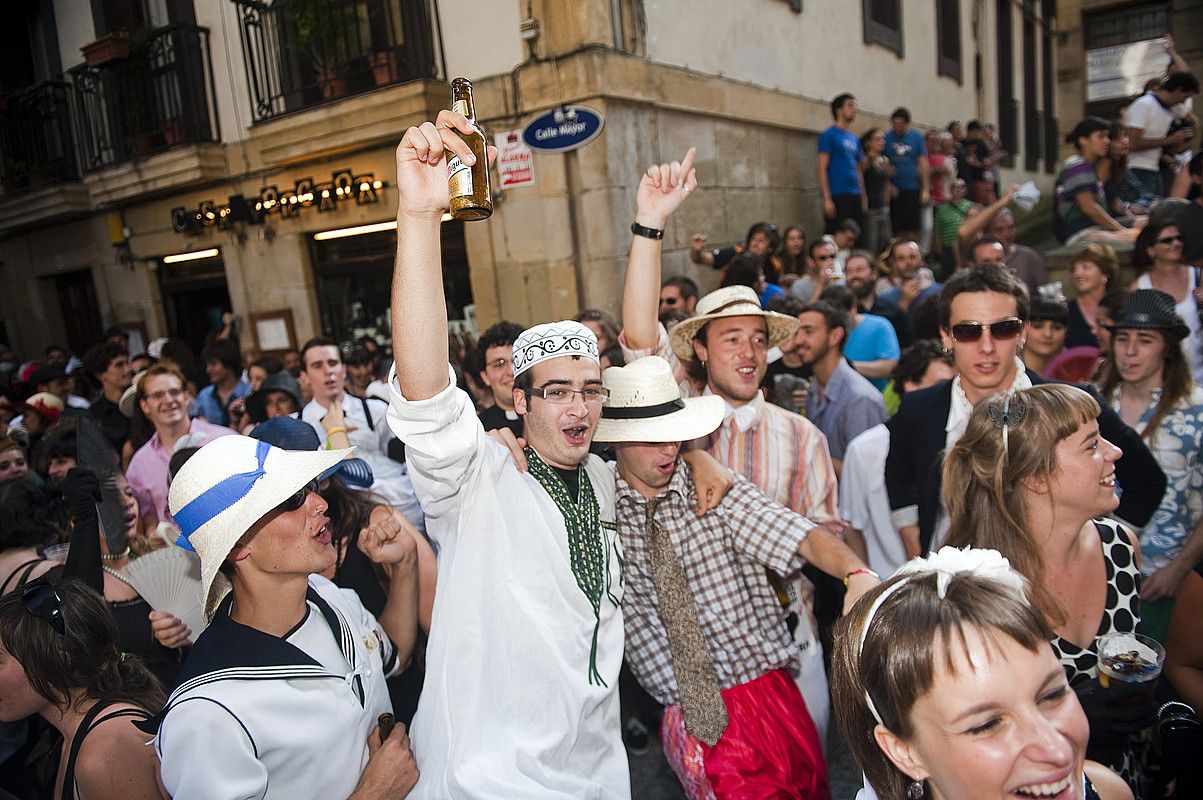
[942, 384, 1100, 626]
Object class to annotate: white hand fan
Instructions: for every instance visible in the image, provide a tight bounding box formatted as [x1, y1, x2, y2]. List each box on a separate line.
[122, 547, 207, 644]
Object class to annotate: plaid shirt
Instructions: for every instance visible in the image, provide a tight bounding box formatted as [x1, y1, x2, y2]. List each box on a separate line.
[616, 462, 814, 706]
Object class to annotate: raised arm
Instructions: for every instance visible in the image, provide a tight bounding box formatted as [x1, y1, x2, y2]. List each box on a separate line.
[390, 111, 494, 401]
[621, 147, 697, 351]
[957, 184, 1018, 246]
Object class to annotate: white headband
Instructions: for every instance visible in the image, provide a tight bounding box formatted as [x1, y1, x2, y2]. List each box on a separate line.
[857, 547, 1028, 726]
[512, 320, 600, 377]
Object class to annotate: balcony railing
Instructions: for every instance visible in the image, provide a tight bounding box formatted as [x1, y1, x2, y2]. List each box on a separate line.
[0, 81, 78, 194]
[70, 23, 219, 171]
[232, 0, 436, 123]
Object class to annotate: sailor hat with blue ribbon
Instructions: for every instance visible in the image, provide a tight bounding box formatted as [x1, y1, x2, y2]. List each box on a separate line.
[168, 435, 353, 620]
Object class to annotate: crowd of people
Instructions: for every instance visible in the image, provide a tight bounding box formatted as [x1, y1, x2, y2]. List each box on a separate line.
[1, 69, 1203, 800]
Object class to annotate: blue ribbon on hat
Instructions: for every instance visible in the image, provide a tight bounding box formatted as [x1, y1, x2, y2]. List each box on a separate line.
[173, 440, 272, 552]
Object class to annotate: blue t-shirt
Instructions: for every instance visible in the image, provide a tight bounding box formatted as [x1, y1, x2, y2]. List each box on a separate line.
[884, 128, 926, 191]
[193, 379, 251, 427]
[819, 126, 862, 197]
[759, 282, 786, 309]
[844, 314, 902, 391]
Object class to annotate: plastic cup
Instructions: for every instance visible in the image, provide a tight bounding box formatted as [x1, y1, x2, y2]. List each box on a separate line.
[1097, 632, 1165, 698]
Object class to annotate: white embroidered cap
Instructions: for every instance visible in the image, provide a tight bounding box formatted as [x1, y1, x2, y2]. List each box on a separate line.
[512, 320, 599, 377]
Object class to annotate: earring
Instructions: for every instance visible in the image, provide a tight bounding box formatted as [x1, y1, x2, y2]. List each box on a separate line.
[907, 780, 925, 800]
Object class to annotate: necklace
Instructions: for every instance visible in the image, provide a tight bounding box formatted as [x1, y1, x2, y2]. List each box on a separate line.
[101, 547, 131, 562]
[102, 565, 133, 586]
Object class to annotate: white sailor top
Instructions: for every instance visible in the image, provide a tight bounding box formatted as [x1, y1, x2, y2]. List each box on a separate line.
[152, 575, 400, 800]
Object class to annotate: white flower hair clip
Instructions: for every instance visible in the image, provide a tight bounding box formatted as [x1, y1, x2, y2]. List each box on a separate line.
[857, 547, 1028, 726]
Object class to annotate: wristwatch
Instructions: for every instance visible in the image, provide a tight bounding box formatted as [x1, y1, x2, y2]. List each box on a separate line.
[630, 221, 664, 240]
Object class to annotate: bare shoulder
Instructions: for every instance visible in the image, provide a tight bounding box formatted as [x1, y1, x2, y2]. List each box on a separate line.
[1084, 761, 1133, 800]
[73, 706, 163, 800]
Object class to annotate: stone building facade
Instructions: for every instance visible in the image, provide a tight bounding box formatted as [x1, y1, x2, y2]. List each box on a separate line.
[1, 0, 1066, 358]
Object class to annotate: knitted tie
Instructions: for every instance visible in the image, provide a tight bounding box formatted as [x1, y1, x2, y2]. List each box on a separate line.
[645, 499, 729, 746]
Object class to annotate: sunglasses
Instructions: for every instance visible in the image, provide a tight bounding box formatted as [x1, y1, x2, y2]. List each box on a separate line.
[949, 317, 1025, 343]
[22, 581, 65, 636]
[277, 479, 319, 513]
[1155, 234, 1184, 245]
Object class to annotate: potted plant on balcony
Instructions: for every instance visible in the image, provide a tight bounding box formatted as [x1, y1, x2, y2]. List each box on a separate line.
[287, 0, 361, 100]
[370, 49, 400, 87]
[81, 32, 130, 68]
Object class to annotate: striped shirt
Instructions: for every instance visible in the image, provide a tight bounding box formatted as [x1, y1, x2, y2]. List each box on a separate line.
[622, 325, 839, 522]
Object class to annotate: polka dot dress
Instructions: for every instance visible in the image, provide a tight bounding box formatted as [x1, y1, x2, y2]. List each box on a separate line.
[1050, 518, 1142, 792]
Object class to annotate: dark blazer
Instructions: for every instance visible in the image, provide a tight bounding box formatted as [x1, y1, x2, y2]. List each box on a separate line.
[885, 371, 1167, 554]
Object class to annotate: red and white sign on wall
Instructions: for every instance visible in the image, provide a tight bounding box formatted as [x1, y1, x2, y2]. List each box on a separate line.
[495, 131, 535, 189]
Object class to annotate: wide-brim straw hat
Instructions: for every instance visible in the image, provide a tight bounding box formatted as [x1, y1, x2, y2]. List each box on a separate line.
[593, 356, 726, 443]
[119, 371, 148, 418]
[669, 286, 798, 362]
[167, 434, 352, 621]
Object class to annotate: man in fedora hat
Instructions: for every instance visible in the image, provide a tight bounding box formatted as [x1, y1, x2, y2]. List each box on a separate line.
[154, 435, 420, 800]
[596, 355, 878, 799]
[621, 146, 843, 738]
[1099, 288, 1203, 642]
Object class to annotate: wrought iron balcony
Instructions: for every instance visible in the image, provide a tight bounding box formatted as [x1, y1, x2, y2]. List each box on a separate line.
[0, 81, 78, 195]
[232, 0, 436, 123]
[70, 23, 219, 171]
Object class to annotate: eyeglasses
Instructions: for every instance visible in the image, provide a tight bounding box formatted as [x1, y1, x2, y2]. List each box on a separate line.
[21, 581, 65, 636]
[949, 317, 1025, 343]
[815, 253, 836, 261]
[144, 387, 185, 403]
[277, 479, 319, 513]
[485, 357, 513, 371]
[1155, 234, 1184, 245]
[525, 386, 610, 406]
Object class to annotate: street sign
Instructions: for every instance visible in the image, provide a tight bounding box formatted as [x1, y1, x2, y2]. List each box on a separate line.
[521, 105, 604, 153]
[495, 132, 535, 189]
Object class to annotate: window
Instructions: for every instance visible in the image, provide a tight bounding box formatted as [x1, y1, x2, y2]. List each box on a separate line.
[863, 0, 902, 56]
[936, 0, 962, 82]
[1084, 2, 1170, 49]
[996, 0, 1017, 168]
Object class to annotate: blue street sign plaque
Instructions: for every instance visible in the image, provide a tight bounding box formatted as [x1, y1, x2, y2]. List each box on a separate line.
[521, 105, 605, 153]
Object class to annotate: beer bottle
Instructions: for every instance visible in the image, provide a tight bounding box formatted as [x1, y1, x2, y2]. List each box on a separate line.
[447, 77, 492, 221]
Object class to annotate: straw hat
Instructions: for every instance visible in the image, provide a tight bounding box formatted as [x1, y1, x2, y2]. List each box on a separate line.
[119, 370, 147, 418]
[168, 435, 352, 620]
[593, 356, 725, 443]
[668, 286, 798, 362]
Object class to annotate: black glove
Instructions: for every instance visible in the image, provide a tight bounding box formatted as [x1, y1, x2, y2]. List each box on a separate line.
[1074, 676, 1158, 764]
[62, 467, 102, 518]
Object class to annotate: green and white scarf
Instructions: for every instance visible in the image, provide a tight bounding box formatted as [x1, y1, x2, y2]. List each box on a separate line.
[524, 447, 615, 686]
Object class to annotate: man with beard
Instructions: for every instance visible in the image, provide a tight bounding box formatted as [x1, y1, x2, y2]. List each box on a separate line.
[794, 300, 886, 476]
[385, 110, 630, 798]
[841, 252, 905, 370]
[878, 239, 941, 344]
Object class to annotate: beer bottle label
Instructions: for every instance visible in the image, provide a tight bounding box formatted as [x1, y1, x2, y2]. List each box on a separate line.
[452, 99, 470, 117]
[448, 155, 473, 196]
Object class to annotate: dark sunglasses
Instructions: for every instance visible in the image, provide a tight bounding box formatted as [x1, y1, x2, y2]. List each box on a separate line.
[1155, 234, 1184, 245]
[949, 317, 1024, 343]
[277, 479, 319, 513]
[22, 581, 65, 636]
